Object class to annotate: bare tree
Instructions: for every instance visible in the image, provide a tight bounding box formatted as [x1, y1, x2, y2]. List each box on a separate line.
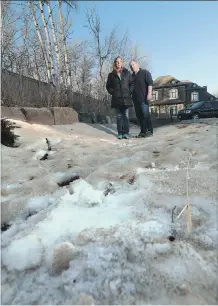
[28, 0, 50, 81]
[130, 42, 149, 69]
[39, 0, 54, 81]
[68, 41, 94, 95]
[85, 7, 117, 82]
[1, 1, 22, 71]
[25, 29, 47, 81]
[57, 0, 70, 87]
[46, 0, 62, 84]
[1, 1, 10, 59]
[14, 6, 30, 73]
[114, 31, 132, 65]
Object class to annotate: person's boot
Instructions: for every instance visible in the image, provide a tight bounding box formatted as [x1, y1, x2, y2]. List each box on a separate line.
[140, 118, 148, 138]
[146, 131, 153, 137]
[123, 134, 130, 139]
[136, 132, 146, 138]
[117, 134, 123, 140]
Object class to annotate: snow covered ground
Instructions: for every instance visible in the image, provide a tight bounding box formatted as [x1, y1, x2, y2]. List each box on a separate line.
[1, 119, 218, 305]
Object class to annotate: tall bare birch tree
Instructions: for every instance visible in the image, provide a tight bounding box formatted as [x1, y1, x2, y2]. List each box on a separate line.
[57, 0, 75, 88]
[28, 0, 50, 81]
[46, 0, 62, 84]
[39, 0, 53, 79]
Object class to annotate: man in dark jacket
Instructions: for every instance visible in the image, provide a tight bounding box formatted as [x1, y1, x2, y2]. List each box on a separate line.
[106, 56, 134, 139]
[130, 60, 153, 137]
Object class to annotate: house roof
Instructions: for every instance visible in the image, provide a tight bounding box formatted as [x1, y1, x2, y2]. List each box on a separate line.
[204, 91, 216, 99]
[153, 75, 175, 86]
[153, 75, 196, 89]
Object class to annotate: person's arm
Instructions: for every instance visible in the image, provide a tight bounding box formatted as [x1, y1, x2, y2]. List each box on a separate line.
[106, 73, 113, 95]
[129, 71, 134, 95]
[145, 71, 153, 101]
[147, 85, 153, 101]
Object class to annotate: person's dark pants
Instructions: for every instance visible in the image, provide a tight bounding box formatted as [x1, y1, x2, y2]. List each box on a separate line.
[115, 107, 129, 135]
[134, 101, 153, 134]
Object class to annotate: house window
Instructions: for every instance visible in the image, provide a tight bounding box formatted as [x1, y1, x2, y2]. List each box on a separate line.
[152, 91, 158, 101]
[169, 88, 178, 99]
[191, 91, 199, 102]
[169, 105, 178, 115]
[160, 105, 165, 113]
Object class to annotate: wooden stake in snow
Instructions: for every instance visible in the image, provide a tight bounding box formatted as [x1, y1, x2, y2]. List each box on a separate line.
[176, 152, 192, 233]
[185, 153, 192, 233]
[46, 138, 51, 151]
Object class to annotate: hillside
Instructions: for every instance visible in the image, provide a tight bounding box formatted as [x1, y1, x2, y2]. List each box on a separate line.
[1, 119, 218, 305]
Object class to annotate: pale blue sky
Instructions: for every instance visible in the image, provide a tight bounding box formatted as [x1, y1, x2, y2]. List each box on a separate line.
[72, 1, 218, 94]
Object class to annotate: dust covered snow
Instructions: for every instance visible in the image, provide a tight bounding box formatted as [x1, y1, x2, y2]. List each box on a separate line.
[1, 119, 218, 305]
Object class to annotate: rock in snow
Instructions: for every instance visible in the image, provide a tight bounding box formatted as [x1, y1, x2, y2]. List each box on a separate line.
[78, 295, 95, 305]
[69, 179, 104, 207]
[52, 241, 80, 275]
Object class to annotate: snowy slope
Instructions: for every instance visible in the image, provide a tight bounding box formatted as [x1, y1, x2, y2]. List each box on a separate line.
[1, 119, 218, 305]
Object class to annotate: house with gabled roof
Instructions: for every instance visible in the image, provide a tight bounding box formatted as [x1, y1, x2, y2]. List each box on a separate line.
[150, 75, 216, 115]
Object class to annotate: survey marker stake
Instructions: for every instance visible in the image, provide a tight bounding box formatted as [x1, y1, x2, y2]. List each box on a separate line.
[175, 153, 193, 233]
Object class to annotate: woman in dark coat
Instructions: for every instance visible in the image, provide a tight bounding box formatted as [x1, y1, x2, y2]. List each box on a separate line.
[106, 56, 134, 139]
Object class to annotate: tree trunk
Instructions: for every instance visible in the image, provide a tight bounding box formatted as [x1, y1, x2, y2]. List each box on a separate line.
[1, 7, 4, 57]
[46, 0, 62, 85]
[33, 49, 41, 81]
[28, 0, 50, 82]
[57, 0, 71, 88]
[39, 0, 53, 82]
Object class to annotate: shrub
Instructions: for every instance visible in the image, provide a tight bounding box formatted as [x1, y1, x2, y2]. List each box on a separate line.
[1, 118, 19, 147]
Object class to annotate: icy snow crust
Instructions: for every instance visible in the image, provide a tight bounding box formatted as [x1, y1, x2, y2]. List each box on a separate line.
[1, 120, 218, 305]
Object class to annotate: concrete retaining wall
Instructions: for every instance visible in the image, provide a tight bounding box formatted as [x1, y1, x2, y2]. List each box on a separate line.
[1, 106, 13, 119]
[1, 106, 176, 128]
[51, 107, 78, 125]
[1, 106, 78, 126]
[21, 107, 55, 125]
[1, 106, 26, 121]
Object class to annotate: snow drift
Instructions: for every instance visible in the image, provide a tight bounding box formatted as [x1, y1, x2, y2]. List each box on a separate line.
[1, 119, 218, 305]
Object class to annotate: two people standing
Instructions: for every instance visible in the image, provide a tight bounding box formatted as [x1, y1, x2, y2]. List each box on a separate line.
[106, 56, 153, 139]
